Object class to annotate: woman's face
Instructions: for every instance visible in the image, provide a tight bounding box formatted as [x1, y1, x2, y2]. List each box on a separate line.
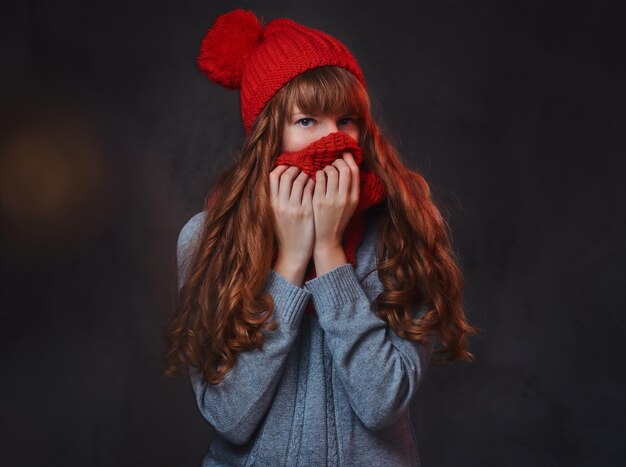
[281, 104, 360, 153]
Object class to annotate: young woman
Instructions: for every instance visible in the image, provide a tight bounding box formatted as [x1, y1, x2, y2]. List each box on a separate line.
[163, 9, 478, 466]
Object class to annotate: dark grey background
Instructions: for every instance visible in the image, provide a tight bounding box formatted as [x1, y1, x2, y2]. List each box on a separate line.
[1, 1, 625, 466]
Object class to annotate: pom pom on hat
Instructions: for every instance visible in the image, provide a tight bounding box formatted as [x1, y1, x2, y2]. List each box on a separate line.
[196, 9, 264, 89]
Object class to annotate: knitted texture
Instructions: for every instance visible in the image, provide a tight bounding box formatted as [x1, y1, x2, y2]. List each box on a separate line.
[273, 132, 387, 315]
[196, 9, 367, 134]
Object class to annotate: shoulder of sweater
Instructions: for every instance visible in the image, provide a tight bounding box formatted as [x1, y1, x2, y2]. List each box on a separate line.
[176, 211, 208, 281]
[177, 211, 207, 253]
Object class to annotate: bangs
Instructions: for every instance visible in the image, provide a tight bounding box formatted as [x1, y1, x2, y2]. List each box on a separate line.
[282, 66, 369, 120]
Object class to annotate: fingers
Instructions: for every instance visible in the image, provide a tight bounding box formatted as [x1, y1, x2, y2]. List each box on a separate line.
[270, 165, 311, 204]
[343, 152, 360, 204]
[303, 177, 315, 204]
[279, 166, 300, 201]
[323, 165, 339, 199]
[291, 169, 310, 204]
[273, 152, 359, 205]
[269, 165, 290, 200]
[330, 159, 349, 200]
[314, 168, 326, 199]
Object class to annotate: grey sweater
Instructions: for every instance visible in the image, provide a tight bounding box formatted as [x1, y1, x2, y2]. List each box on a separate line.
[176, 208, 434, 466]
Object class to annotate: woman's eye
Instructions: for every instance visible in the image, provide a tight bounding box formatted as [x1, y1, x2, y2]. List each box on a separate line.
[295, 117, 356, 127]
[296, 118, 315, 127]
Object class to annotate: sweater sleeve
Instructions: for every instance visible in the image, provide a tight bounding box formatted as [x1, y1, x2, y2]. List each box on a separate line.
[177, 212, 312, 445]
[304, 263, 435, 431]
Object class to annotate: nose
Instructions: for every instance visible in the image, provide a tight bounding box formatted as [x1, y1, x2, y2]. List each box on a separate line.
[323, 120, 339, 137]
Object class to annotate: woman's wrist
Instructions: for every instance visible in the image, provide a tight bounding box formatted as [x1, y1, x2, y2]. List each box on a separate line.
[273, 257, 308, 288]
[312, 244, 347, 276]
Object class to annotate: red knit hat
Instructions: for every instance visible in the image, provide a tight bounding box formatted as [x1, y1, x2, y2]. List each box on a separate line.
[196, 9, 367, 134]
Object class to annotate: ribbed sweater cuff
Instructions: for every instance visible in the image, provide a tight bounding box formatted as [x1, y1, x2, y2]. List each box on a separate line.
[304, 263, 366, 311]
[266, 269, 312, 329]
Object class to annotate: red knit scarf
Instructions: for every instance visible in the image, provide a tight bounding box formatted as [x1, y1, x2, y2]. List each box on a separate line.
[272, 132, 387, 315]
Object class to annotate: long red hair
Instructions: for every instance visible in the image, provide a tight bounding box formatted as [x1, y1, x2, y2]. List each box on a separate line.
[162, 66, 479, 385]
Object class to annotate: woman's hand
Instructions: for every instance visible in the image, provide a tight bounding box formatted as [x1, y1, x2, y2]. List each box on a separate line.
[312, 152, 360, 252]
[269, 165, 316, 273]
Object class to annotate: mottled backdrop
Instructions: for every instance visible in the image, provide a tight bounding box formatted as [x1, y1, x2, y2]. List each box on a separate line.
[1, 1, 625, 466]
